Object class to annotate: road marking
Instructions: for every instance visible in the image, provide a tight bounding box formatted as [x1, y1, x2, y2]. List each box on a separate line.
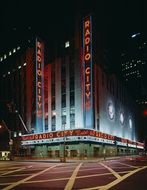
[0, 172, 112, 184]
[10, 170, 129, 184]
[24, 172, 113, 184]
[1, 167, 27, 176]
[0, 167, 22, 170]
[79, 185, 105, 190]
[99, 165, 147, 190]
[100, 163, 121, 179]
[0, 170, 132, 187]
[64, 163, 82, 190]
[117, 161, 139, 168]
[2, 163, 61, 190]
[79, 166, 147, 190]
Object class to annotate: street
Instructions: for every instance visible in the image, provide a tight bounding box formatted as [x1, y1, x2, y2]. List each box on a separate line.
[0, 157, 147, 190]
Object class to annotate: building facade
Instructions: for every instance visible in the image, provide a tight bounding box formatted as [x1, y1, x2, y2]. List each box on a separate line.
[0, 15, 144, 158]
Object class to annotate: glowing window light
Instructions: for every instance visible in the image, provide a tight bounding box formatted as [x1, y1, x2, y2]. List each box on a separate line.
[14, 132, 17, 137]
[8, 71, 10, 75]
[17, 46, 20, 50]
[18, 65, 21, 69]
[13, 48, 16, 53]
[52, 111, 56, 116]
[65, 41, 70, 48]
[4, 54, 7, 59]
[0, 57, 3, 61]
[23, 62, 27, 66]
[18, 131, 22, 136]
[9, 51, 12, 56]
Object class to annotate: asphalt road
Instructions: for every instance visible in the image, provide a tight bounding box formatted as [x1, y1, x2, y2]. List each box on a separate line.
[0, 157, 147, 190]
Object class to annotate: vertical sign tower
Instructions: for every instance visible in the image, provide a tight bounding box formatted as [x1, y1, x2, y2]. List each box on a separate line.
[83, 15, 94, 128]
[35, 38, 45, 133]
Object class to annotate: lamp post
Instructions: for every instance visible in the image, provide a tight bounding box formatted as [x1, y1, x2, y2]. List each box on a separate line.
[63, 123, 66, 162]
[15, 110, 29, 133]
[60, 121, 66, 162]
[0, 120, 13, 160]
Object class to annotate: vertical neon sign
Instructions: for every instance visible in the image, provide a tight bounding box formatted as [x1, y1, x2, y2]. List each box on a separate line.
[35, 38, 45, 132]
[83, 15, 94, 128]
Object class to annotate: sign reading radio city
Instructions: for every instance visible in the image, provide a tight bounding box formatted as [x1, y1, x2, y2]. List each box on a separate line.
[83, 15, 94, 128]
[21, 129, 144, 149]
[36, 38, 45, 132]
[21, 129, 115, 141]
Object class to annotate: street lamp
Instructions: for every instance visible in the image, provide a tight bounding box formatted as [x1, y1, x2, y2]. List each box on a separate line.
[63, 122, 66, 162]
[0, 120, 13, 160]
[60, 121, 66, 162]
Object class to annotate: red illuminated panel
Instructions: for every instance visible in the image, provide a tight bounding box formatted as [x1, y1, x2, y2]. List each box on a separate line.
[143, 109, 147, 116]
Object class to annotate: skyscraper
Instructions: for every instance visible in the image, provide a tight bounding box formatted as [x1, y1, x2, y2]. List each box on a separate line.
[121, 33, 147, 142]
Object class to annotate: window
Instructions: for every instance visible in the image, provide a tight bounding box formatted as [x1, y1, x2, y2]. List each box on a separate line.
[51, 96, 55, 110]
[70, 92, 75, 107]
[61, 79, 66, 94]
[51, 116, 56, 131]
[4, 54, 7, 59]
[70, 113, 75, 128]
[70, 77, 74, 91]
[65, 41, 70, 48]
[45, 118, 48, 131]
[61, 94, 66, 108]
[62, 115, 66, 125]
[13, 48, 16, 53]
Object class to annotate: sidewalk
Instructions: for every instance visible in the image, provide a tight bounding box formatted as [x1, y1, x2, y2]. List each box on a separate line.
[12, 155, 140, 163]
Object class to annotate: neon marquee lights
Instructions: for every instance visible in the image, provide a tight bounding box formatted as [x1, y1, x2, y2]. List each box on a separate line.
[37, 41, 43, 116]
[21, 129, 115, 141]
[21, 129, 144, 149]
[83, 15, 94, 128]
[84, 18, 91, 108]
[35, 38, 45, 132]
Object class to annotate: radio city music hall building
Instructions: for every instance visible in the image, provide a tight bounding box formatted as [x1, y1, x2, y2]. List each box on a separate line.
[0, 14, 144, 158]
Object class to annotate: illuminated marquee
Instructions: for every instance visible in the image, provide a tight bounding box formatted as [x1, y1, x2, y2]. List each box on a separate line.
[83, 15, 93, 128]
[21, 129, 144, 149]
[35, 38, 45, 132]
[21, 129, 115, 141]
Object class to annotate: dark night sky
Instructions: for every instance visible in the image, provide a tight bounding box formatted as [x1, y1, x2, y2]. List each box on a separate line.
[0, 0, 146, 69]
